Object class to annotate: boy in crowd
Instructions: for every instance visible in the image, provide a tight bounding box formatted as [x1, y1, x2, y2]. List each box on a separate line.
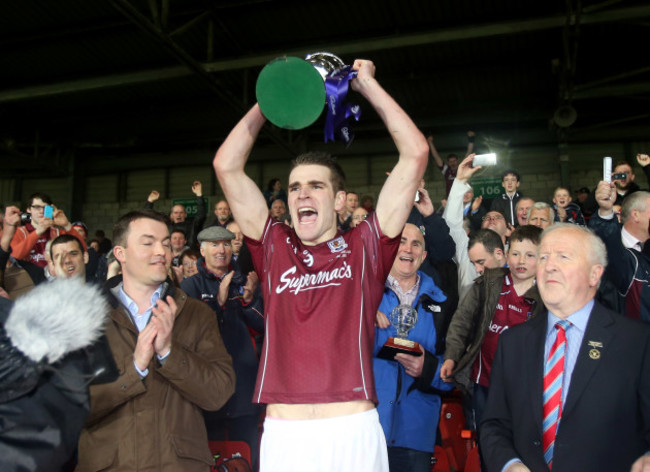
[552, 186, 585, 225]
[491, 170, 523, 227]
[440, 225, 545, 434]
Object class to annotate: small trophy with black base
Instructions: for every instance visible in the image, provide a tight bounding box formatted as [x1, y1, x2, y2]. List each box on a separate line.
[377, 304, 422, 360]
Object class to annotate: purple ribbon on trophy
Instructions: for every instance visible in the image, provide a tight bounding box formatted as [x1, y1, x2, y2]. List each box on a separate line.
[304, 53, 362, 147]
[324, 66, 361, 146]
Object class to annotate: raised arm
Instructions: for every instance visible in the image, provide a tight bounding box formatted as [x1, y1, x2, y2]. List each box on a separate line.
[427, 135, 444, 170]
[213, 104, 270, 240]
[465, 130, 475, 157]
[352, 60, 428, 237]
[637, 153, 650, 187]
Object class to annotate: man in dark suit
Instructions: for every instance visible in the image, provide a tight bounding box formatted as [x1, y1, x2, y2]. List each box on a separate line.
[481, 223, 650, 472]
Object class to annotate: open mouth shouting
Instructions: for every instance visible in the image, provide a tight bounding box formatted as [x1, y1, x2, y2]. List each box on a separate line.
[297, 207, 318, 225]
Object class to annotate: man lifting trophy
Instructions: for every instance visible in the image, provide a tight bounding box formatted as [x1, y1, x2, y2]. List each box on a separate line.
[214, 57, 428, 471]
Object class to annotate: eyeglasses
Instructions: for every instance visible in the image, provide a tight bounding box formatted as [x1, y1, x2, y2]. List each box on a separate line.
[30, 205, 46, 211]
[352, 214, 368, 221]
[182, 261, 197, 268]
[482, 215, 504, 222]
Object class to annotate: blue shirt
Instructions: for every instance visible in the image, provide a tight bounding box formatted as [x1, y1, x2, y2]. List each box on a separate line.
[118, 283, 163, 332]
[544, 300, 593, 406]
[118, 283, 169, 377]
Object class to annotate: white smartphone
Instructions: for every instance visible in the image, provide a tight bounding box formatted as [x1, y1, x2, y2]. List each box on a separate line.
[603, 156, 612, 183]
[472, 153, 497, 167]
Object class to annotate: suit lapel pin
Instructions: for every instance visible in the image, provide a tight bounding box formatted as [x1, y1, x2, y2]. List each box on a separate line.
[588, 340, 602, 360]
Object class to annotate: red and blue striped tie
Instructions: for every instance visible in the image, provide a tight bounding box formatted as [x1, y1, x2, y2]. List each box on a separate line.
[542, 320, 570, 469]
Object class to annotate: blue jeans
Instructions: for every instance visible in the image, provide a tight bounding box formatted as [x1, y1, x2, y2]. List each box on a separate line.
[387, 446, 431, 472]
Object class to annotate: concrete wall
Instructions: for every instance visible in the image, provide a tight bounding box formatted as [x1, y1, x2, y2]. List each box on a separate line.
[1, 138, 648, 239]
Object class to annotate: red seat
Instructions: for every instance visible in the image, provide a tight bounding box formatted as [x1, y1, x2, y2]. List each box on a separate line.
[438, 396, 473, 471]
[431, 444, 451, 472]
[208, 440, 252, 471]
[464, 446, 481, 472]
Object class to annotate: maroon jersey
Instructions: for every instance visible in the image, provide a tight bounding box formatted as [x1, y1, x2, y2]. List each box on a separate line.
[23, 223, 59, 268]
[245, 213, 399, 404]
[472, 275, 532, 387]
[441, 164, 457, 196]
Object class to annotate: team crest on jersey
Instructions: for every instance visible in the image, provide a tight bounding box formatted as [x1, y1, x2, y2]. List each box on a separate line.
[328, 236, 348, 253]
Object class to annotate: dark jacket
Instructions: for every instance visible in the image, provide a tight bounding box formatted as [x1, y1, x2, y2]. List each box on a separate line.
[589, 214, 650, 322]
[0, 288, 118, 472]
[583, 180, 642, 216]
[553, 201, 586, 226]
[490, 192, 522, 227]
[444, 268, 545, 390]
[407, 207, 456, 268]
[481, 302, 650, 472]
[181, 259, 264, 419]
[407, 207, 458, 320]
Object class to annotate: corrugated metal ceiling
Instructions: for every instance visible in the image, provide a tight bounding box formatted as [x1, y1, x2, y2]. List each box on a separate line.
[0, 0, 648, 176]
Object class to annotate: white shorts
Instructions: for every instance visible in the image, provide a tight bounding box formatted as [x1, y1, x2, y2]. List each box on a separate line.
[260, 408, 389, 472]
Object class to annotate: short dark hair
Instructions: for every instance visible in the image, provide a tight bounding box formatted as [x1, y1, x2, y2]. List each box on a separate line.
[170, 227, 187, 239]
[468, 228, 504, 254]
[180, 248, 200, 264]
[113, 209, 168, 248]
[501, 169, 521, 182]
[27, 192, 53, 208]
[267, 178, 281, 191]
[509, 225, 542, 246]
[447, 153, 459, 161]
[50, 233, 84, 259]
[614, 160, 632, 170]
[291, 151, 346, 193]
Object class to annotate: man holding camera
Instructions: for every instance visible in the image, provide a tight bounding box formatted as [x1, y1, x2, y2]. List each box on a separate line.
[10, 192, 86, 268]
[583, 159, 644, 214]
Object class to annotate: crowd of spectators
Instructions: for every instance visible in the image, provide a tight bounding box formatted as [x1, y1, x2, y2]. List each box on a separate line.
[1, 65, 649, 472]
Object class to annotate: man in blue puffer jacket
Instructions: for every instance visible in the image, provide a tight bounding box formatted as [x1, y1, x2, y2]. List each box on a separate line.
[373, 223, 454, 472]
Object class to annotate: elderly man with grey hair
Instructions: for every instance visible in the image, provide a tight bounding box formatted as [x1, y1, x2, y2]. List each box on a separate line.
[527, 202, 555, 229]
[481, 223, 650, 472]
[180, 225, 264, 469]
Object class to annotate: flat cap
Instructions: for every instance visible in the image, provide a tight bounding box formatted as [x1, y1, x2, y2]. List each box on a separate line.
[197, 226, 235, 243]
